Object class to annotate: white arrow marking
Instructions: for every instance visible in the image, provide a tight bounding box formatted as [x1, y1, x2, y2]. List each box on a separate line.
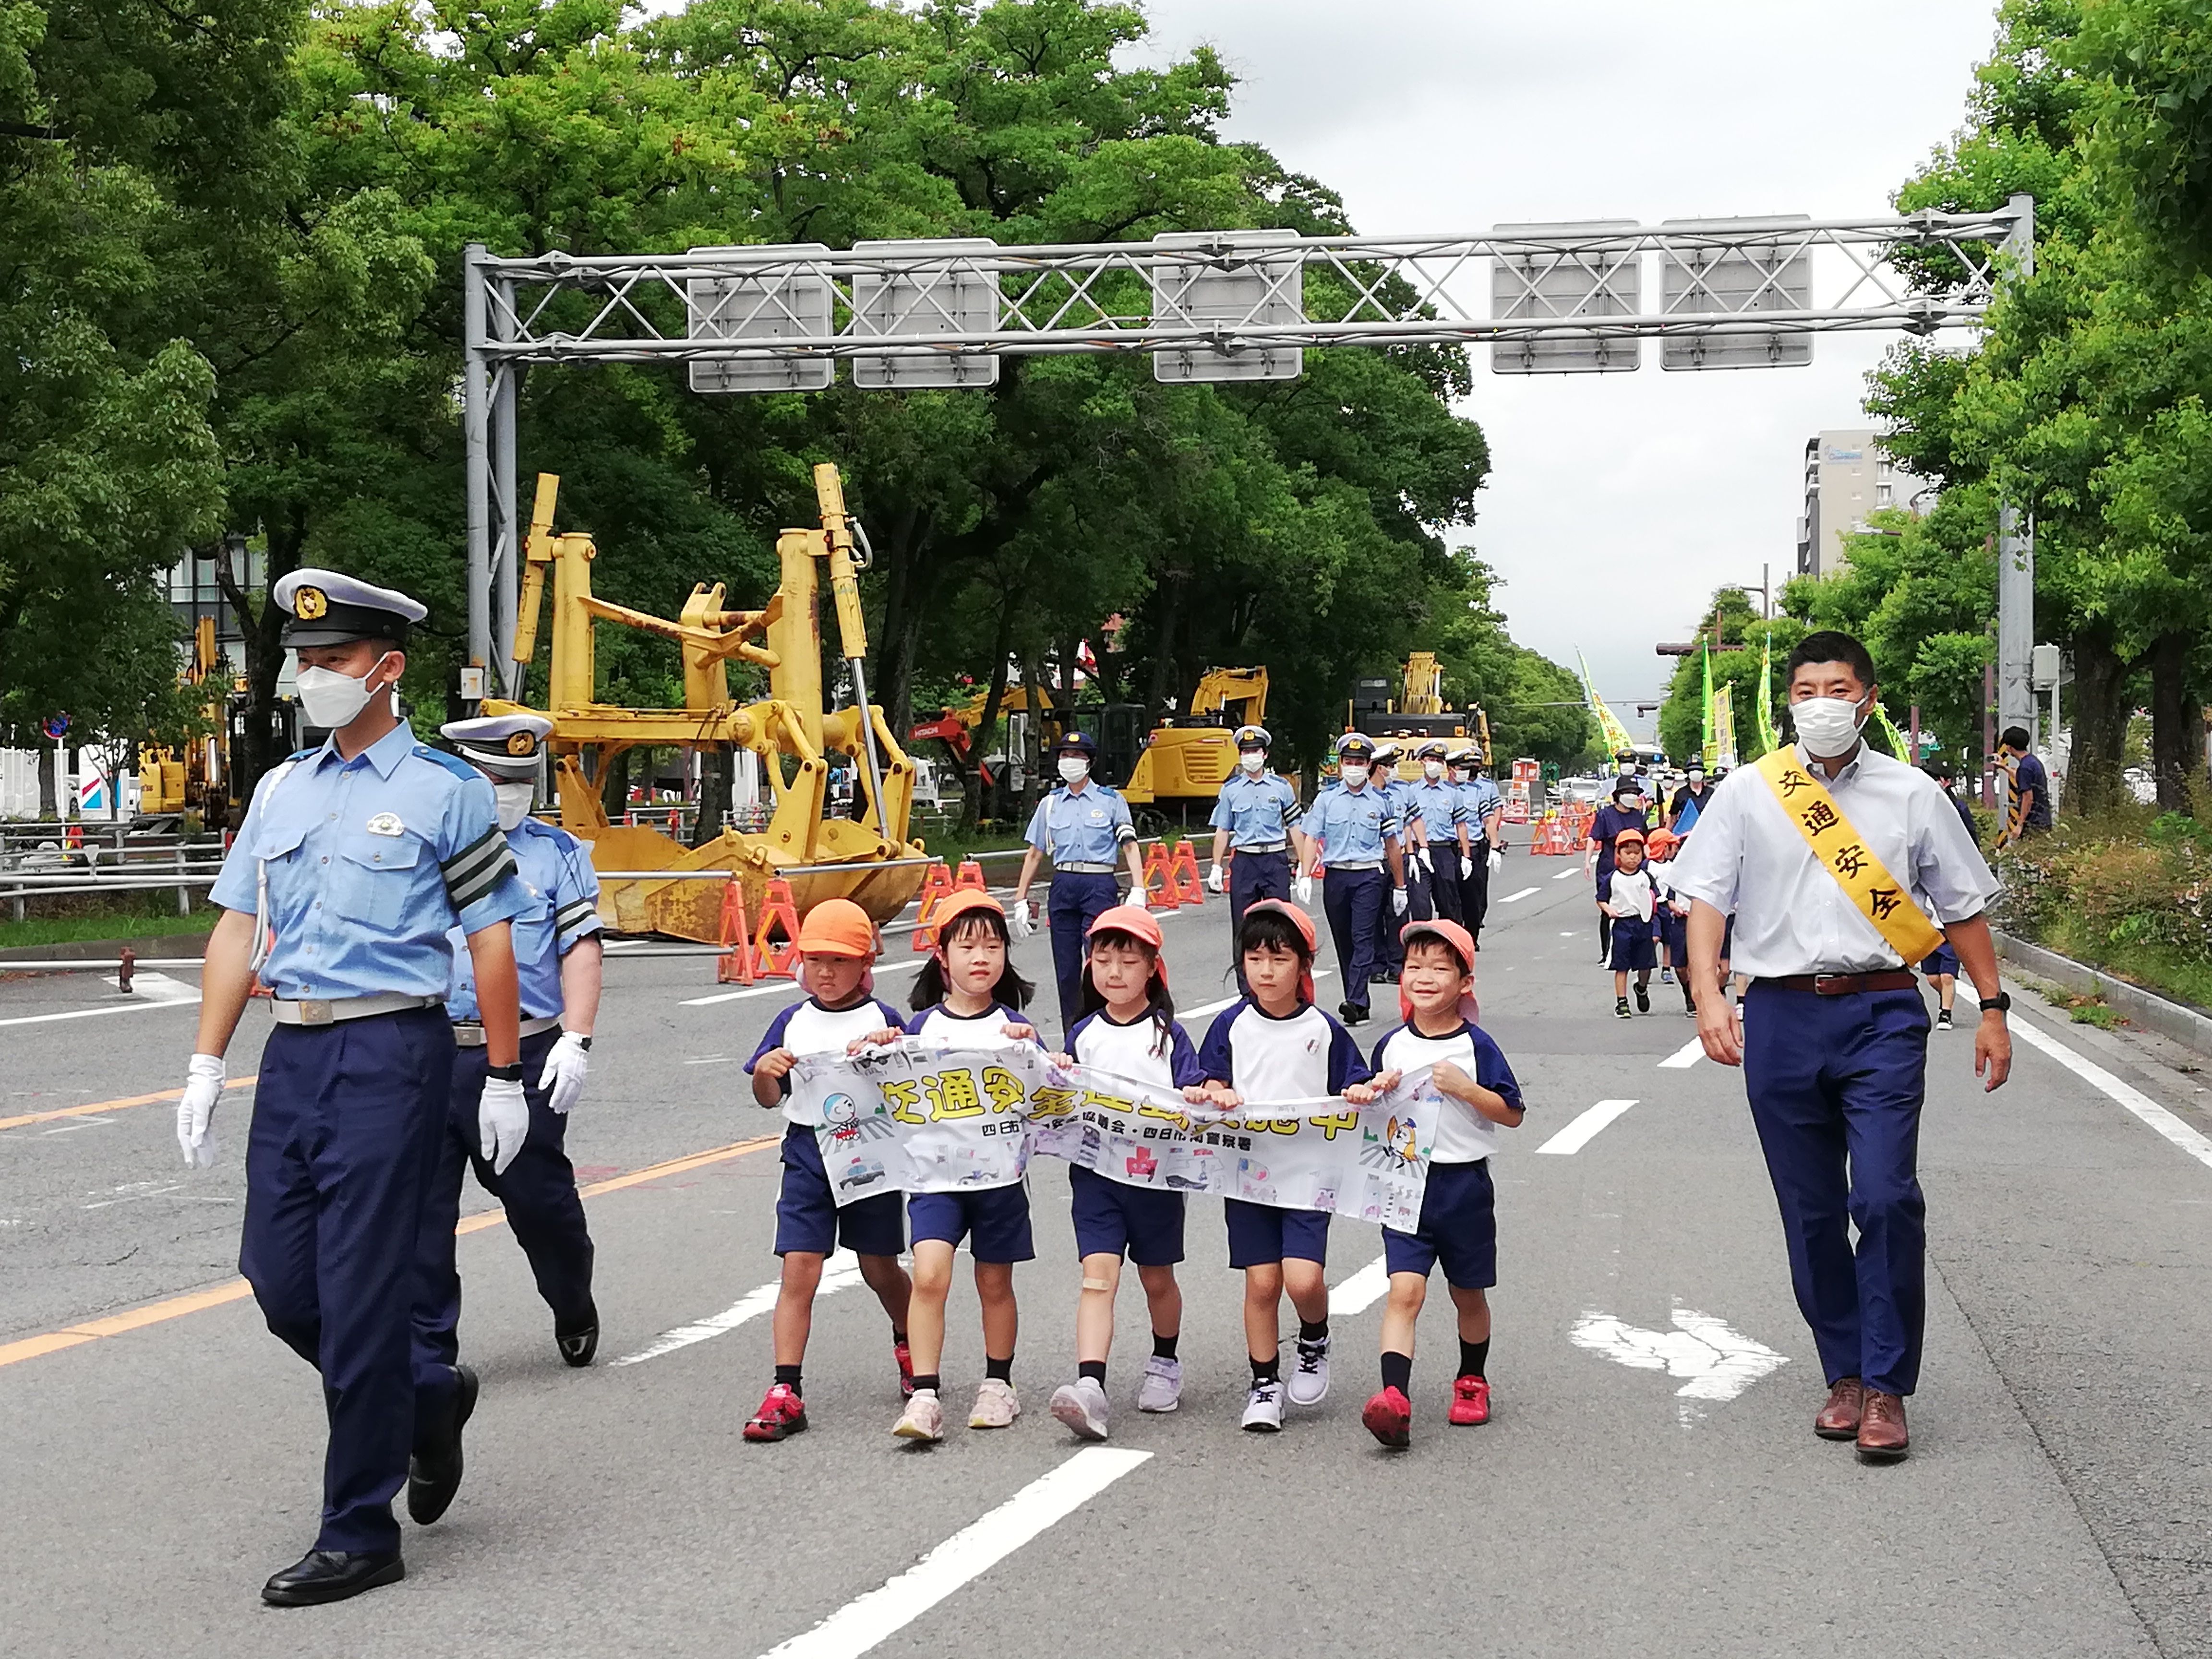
[1569, 1307, 1789, 1402]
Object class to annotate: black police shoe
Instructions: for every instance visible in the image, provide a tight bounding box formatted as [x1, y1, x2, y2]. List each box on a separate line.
[261, 1548, 404, 1607]
[1338, 1000, 1369, 1026]
[408, 1363, 479, 1525]
[556, 1301, 600, 1368]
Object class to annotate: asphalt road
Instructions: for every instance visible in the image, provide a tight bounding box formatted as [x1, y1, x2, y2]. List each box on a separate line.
[2, 848, 2209, 1658]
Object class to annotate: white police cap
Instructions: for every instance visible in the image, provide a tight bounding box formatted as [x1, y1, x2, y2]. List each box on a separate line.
[441, 711, 554, 780]
[274, 568, 428, 648]
[1233, 724, 1272, 748]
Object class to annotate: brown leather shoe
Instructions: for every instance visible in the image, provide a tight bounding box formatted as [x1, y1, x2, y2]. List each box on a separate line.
[1815, 1377, 1863, 1440]
[1857, 1390, 1909, 1461]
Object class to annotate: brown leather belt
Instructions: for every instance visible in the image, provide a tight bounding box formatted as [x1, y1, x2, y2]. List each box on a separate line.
[1756, 972, 1920, 996]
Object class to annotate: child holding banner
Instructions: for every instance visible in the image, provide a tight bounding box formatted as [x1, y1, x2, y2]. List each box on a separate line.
[741, 900, 915, 1443]
[1358, 918, 1525, 1447]
[891, 890, 1040, 1442]
[1046, 906, 1211, 1441]
[1197, 901, 1385, 1433]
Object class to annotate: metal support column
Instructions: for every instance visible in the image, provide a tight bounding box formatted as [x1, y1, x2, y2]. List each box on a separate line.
[462, 244, 493, 696]
[1995, 194, 2037, 745]
[492, 275, 521, 697]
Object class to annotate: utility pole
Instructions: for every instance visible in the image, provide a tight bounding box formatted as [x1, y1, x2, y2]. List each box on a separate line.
[1995, 194, 2037, 744]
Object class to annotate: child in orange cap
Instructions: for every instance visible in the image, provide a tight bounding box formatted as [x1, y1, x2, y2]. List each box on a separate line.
[1600, 829, 1658, 1017]
[742, 899, 913, 1442]
[1645, 829, 1697, 1016]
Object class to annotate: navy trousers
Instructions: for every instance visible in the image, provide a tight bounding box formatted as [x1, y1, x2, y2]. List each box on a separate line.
[1411, 846, 1462, 926]
[241, 1006, 454, 1555]
[1461, 845, 1491, 942]
[1047, 869, 1123, 1036]
[1227, 849, 1291, 985]
[415, 1024, 595, 1379]
[1321, 867, 1384, 1015]
[1370, 866, 1405, 977]
[1742, 982, 1931, 1397]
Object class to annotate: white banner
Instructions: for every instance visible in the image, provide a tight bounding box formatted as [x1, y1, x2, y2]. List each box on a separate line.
[788, 1042, 1446, 1228]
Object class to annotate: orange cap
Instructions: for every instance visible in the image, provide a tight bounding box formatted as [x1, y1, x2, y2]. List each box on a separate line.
[794, 898, 877, 958]
[929, 887, 1006, 946]
[1087, 904, 1167, 985]
[1397, 916, 1480, 1027]
[1242, 899, 1318, 1004]
[1644, 828, 1677, 856]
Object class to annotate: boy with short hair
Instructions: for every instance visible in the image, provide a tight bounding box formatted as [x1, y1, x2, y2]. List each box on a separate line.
[1601, 829, 1657, 1017]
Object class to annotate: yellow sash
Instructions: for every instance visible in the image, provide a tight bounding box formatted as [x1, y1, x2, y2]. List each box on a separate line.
[1752, 747, 1945, 963]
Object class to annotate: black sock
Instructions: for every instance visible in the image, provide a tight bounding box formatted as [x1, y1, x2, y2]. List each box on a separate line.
[892, 1329, 908, 1346]
[1250, 1354, 1281, 1384]
[986, 1355, 1013, 1383]
[1458, 1337, 1490, 1379]
[1298, 1318, 1329, 1344]
[911, 1372, 940, 1394]
[1078, 1360, 1107, 1384]
[1381, 1351, 1413, 1395]
[1152, 1331, 1179, 1360]
[774, 1363, 802, 1391]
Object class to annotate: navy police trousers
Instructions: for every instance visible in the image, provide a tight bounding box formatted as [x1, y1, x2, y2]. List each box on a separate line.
[1321, 866, 1384, 1015]
[1047, 869, 1122, 1036]
[1227, 848, 1291, 985]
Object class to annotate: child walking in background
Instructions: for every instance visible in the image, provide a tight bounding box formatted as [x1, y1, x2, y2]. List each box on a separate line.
[1196, 901, 1386, 1432]
[1359, 919, 1525, 1447]
[1600, 829, 1657, 1018]
[1646, 830, 1697, 1016]
[742, 900, 914, 1442]
[1046, 907, 1212, 1441]
[888, 890, 1039, 1443]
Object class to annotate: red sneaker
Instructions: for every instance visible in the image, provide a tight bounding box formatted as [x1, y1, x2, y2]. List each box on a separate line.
[1361, 1385, 1412, 1448]
[895, 1339, 916, 1398]
[1448, 1374, 1491, 1426]
[743, 1382, 809, 1442]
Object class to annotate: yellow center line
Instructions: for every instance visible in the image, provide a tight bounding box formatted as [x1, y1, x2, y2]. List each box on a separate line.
[0, 1077, 259, 1134]
[0, 1131, 781, 1372]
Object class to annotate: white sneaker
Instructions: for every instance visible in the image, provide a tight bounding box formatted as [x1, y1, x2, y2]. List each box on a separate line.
[969, 1376, 1021, 1429]
[1287, 1334, 1331, 1407]
[1241, 1377, 1284, 1433]
[1049, 1377, 1110, 1441]
[893, 1391, 944, 1443]
[1136, 1355, 1183, 1414]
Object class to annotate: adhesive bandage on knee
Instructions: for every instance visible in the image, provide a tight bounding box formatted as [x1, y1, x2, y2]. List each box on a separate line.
[1081, 1276, 1114, 1292]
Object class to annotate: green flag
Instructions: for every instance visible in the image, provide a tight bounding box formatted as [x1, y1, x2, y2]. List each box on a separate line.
[1700, 644, 1717, 769]
[1754, 635, 1781, 759]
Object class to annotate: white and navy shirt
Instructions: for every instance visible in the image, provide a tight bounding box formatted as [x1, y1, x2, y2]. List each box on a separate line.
[1370, 1020, 1523, 1163]
[747, 995, 908, 1124]
[905, 1001, 1031, 1049]
[1196, 1000, 1370, 1101]
[1598, 866, 1656, 923]
[1068, 1008, 1205, 1091]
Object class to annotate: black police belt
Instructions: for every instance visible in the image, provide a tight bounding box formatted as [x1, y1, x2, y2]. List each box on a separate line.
[1053, 860, 1119, 874]
[453, 1014, 562, 1046]
[1234, 841, 1290, 855]
[271, 993, 443, 1026]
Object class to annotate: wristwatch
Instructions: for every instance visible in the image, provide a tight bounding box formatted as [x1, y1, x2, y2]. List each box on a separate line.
[1978, 992, 2011, 1014]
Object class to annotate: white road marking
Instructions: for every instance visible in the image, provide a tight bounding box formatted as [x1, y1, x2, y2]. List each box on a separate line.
[683, 1056, 731, 1066]
[110, 971, 199, 1003]
[613, 1250, 862, 1366]
[0, 993, 202, 1029]
[1535, 1098, 1638, 1155]
[1499, 886, 1540, 903]
[1327, 1254, 1390, 1316]
[758, 1446, 1151, 1659]
[1657, 1037, 1705, 1069]
[1552, 867, 1579, 880]
[1569, 1308, 1789, 1403]
[683, 959, 924, 1008]
[2012, 1017, 2212, 1173]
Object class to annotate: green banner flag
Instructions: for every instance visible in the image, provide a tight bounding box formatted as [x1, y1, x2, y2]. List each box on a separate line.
[1753, 635, 1781, 759]
[1700, 644, 1717, 769]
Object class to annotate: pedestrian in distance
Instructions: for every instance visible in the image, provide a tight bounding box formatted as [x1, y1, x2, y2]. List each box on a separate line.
[1045, 906, 1214, 1441]
[1994, 726, 2052, 846]
[1367, 742, 1418, 981]
[1601, 829, 1658, 1017]
[886, 890, 1040, 1442]
[1193, 901, 1386, 1432]
[742, 899, 916, 1443]
[1295, 733, 1409, 1028]
[1205, 723, 1309, 988]
[1452, 744, 1506, 944]
[1587, 777, 1648, 964]
[1357, 919, 1525, 1447]
[1670, 628, 2012, 1463]
[176, 570, 533, 1607]
[412, 713, 605, 1421]
[1405, 739, 1471, 929]
[1010, 731, 1149, 1038]
[1645, 829, 1698, 1016]
[1666, 762, 1715, 837]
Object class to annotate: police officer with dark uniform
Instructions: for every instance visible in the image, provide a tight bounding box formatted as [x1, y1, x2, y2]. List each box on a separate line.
[1204, 723, 1308, 975]
[1453, 744, 1506, 944]
[1010, 731, 1150, 1034]
[177, 570, 531, 1606]
[1404, 738, 1470, 925]
[414, 712, 605, 1387]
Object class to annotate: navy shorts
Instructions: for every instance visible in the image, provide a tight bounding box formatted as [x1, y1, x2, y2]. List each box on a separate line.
[1921, 943, 1960, 978]
[1068, 1164, 1185, 1266]
[909, 1183, 1035, 1263]
[1657, 910, 1688, 960]
[775, 1123, 906, 1258]
[1223, 1198, 1330, 1268]
[1383, 1158, 1497, 1288]
[1610, 917, 1657, 972]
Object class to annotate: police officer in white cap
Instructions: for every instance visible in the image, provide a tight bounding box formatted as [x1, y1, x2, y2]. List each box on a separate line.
[178, 569, 531, 1605]
[1205, 724, 1307, 980]
[413, 712, 605, 1395]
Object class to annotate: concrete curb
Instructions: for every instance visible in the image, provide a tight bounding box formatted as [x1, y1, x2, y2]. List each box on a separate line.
[1995, 928, 2212, 1060]
[0, 932, 212, 966]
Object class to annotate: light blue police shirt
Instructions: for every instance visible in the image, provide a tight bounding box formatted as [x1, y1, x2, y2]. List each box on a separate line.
[447, 817, 603, 1021]
[1459, 776, 1504, 844]
[1024, 781, 1137, 864]
[1304, 781, 1401, 866]
[209, 722, 529, 1002]
[1208, 772, 1303, 849]
[1406, 778, 1467, 844]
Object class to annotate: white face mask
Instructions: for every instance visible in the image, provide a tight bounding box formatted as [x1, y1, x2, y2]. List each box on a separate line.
[493, 782, 536, 831]
[1340, 763, 1370, 788]
[295, 653, 394, 730]
[1238, 749, 1266, 773]
[1058, 757, 1090, 784]
[1792, 695, 1868, 757]
[1687, 769, 1705, 785]
[1423, 760, 1445, 781]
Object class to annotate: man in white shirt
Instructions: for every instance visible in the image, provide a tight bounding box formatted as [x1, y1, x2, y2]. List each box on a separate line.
[1669, 630, 2011, 1464]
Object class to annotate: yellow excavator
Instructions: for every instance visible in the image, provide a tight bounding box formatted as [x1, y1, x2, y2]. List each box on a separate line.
[1121, 666, 1268, 826]
[485, 464, 929, 942]
[1350, 653, 1492, 756]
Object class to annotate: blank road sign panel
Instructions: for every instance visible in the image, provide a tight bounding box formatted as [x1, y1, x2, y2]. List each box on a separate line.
[1491, 221, 1640, 374]
[686, 243, 834, 394]
[1151, 229, 1304, 384]
[1659, 216, 1813, 370]
[852, 238, 1000, 389]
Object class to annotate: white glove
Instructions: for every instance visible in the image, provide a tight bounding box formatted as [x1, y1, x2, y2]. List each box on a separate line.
[1489, 848, 1504, 876]
[479, 1076, 529, 1175]
[1206, 862, 1226, 894]
[1413, 846, 1432, 877]
[1392, 886, 1409, 917]
[1128, 886, 1151, 912]
[1010, 898, 1036, 939]
[177, 1052, 224, 1169]
[1460, 853, 1475, 880]
[537, 1031, 590, 1115]
[1293, 873, 1314, 906]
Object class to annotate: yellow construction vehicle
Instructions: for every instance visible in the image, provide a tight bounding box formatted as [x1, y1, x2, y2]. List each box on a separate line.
[1348, 656, 1493, 757]
[138, 615, 226, 817]
[1121, 666, 1268, 824]
[487, 464, 929, 942]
